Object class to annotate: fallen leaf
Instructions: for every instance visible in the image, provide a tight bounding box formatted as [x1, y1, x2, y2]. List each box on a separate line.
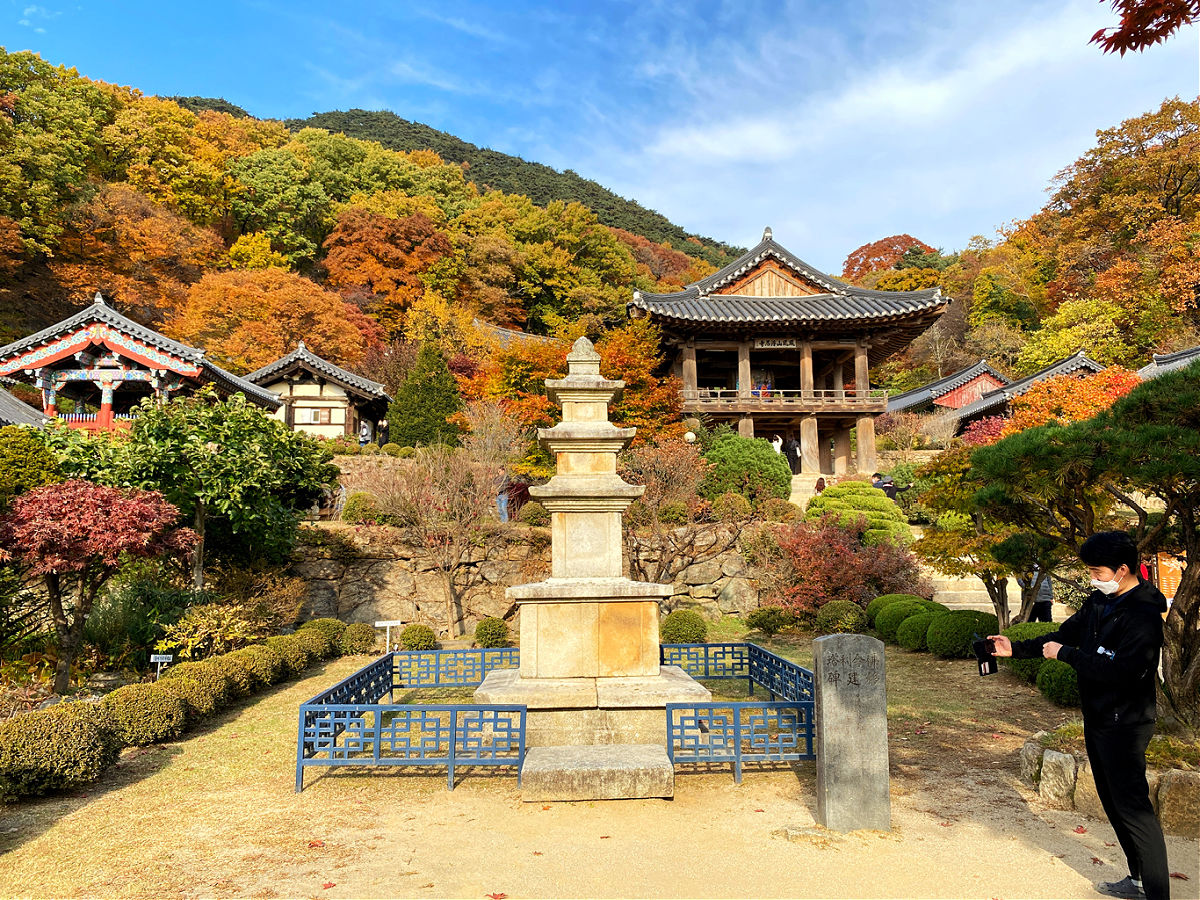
[599, 835, 611, 839]
[322, 884, 335, 890]
[308, 840, 325, 849]
[754, 809, 764, 812]
[1104, 842, 1116, 847]
[1092, 857, 1103, 865]
[938, 822, 952, 827]
[541, 805, 550, 811]
[991, 733, 1001, 739]
[420, 884, 434, 889]
[485, 894, 507, 899]
[1170, 873, 1189, 880]
[1074, 826, 1088, 834]
[532, 851, 543, 856]
[914, 728, 927, 735]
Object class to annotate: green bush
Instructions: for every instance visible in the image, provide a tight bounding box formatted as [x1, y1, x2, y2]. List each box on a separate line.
[100, 683, 187, 746]
[342, 491, 381, 524]
[657, 501, 689, 525]
[660, 609, 707, 644]
[866, 593, 925, 626]
[1036, 659, 1080, 706]
[814, 600, 868, 635]
[926, 610, 999, 659]
[381, 442, 402, 457]
[225, 645, 284, 686]
[0, 424, 62, 510]
[701, 434, 792, 505]
[400, 623, 437, 651]
[712, 491, 753, 521]
[999, 622, 1060, 683]
[299, 617, 347, 646]
[0, 702, 120, 800]
[518, 501, 550, 527]
[339, 623, 377, 655]
[746, 606, 797, 636]
[805, 481, 911, 545]
[294, 627, 336, 660]
[160, 661, 233, 716]
[155, 602, 267, 661]
[84, 576, 198, 669]
[396, 446, 416, 459]
[208, 653, 256, 697]
[896, 611, 941, 651]
[265, 634, 314, 674]
[874, 599, 929, 643]
[759, 498, 802, 522]
[474, 617, 510, 648]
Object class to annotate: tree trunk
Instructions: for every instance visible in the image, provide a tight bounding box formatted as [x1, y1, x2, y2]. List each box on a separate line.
[983, 575, 1011, 630]
[1161, 559, 1199, 732]
[442, 573, 459, 639]
[191, 499, 206, 590]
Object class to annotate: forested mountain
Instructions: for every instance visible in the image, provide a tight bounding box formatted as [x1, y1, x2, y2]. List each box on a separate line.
[289, 109, 738, 266]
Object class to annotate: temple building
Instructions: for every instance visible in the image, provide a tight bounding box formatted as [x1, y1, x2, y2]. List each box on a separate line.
[0, 293, 280, 430]
[949, 351, 1105, 430]
[886, 360, 1010, 416]
[245, 342, 391, 440]
[1138, 344, 1200, 380]
[628, 228, 948, 475]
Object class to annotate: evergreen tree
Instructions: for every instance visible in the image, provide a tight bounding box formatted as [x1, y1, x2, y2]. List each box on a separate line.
[390, 344, 464, 447]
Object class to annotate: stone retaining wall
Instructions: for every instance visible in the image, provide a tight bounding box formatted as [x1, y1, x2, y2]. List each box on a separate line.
[1021, 734, 1199, 838]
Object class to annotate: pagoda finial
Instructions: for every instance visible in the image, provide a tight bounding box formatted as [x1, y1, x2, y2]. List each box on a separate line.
[93, 291, 106, 306]
[762, 226, 773, 242]
[566, 336, 602, 376]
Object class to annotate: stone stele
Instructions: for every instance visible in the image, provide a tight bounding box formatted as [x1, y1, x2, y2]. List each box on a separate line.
[474, 337, 708, 796]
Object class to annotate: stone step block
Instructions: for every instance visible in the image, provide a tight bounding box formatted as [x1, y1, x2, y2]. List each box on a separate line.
[520, 744, 674, 801]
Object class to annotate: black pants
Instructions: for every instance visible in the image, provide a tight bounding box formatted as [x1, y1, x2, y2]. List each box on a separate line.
[1029, 601, 1053, 622]
[1085, 722, 1170, 900]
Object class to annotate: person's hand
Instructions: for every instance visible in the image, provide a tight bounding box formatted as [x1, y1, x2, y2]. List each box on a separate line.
[988, 635, 1012, 657]
[1043, 641, 1062, 660]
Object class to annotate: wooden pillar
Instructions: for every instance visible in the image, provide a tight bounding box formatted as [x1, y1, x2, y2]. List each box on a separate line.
[854, 342, 869, 396]
[818, 426, 833, 474]
[800, 341, 814, 399]
[800, 414, 820, 473]
[738, 416, 755, 438]
[682, 341, 697, 395]
[834, 427, 852, 475]
[737, 340, 751, 398]
[832, 363, 844, 401]
[856, 415, 877, 475]
[98, 383, 114, 428]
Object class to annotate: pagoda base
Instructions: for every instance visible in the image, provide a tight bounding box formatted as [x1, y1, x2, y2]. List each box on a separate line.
[474, 665, 711, 747]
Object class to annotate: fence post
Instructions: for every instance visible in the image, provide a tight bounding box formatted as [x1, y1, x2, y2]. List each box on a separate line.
[813, 634, 889, 831]
[447, 708, 457, 791]
[295, 708, 308, 793]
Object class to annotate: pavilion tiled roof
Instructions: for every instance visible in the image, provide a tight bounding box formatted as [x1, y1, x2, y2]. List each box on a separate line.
[245, 342, 391, 402]
[473, 319, 563, 349]
[0, 386, 47, 427]
[0, 293, 281, 409]
[951, 351, 1106, 422]
[887, 360, 1010, 413]
[1137, 344, 1200, 379]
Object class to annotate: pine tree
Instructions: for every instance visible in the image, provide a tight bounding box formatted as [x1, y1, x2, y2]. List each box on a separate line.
[389, 344, 463, 447]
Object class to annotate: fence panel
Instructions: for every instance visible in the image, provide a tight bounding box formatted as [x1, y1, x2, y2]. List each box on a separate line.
[666, 701, 815, 782]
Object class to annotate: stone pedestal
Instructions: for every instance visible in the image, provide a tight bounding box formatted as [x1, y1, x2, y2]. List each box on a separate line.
[521, 744, 675, 801]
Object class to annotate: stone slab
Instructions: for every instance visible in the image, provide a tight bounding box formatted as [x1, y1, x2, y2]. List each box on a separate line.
[507, 577, 672, 602]
[595, 666, 712, 708]
[525, 707, 667, 747]
[1157, 769, 1200, 838]
[474, 669, 598, 708]
[520, 744, 673, 801]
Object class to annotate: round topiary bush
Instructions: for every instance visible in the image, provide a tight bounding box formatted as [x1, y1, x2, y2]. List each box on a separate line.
[400, 623, 437, 651]
[896, 610, 942, 651]
[226, 645, 284, 686]
[657, 501, 689, 525]
[339, 623, 377, 655]
[814, 599, 868, 635]
[518, 501, 550, 527]
[999, 622, 1061, 683]
[342, 491, 380, 524]
[100, 683, 187, 746]
[294, 627, 335, 660]
[160, 661, 233, 715]
[700, 434, 793, 505]
[746, 606, 797, 636]
[381, 442, 402, 457]
[396, 446, 416, 459]
[0, 702, 120, 800]
[1036, 659, 1080, 706]
[712, 491, 753, 522]
[805, 481, 911, 545]
[759, 497, 802, 522]
[926, 610, 1000, 659]
[474, 617, 510, 648]
[265, 634, 314, 675]
[299, 617, 347, 646]
[874, 599, 929, 643]
[865, 593, 925, 627]
[660, 609, 707, 644]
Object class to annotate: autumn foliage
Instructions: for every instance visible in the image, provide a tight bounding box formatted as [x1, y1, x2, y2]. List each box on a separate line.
[841, 234, 935, 283]
[1091, 0, 1200, 54]
[1005, 368, 1141, 433]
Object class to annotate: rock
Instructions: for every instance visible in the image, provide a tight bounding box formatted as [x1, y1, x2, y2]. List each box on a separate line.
[1156, 769, 1200, 838]
[1020, 736, 1046, 785]
[690, 584, 719, 600]
[86, 673, 125, 693]
[36, 695, 62, 709]
[717, 577, 759, 616]
[301, 581, 339, 619]
[1073, 758, 1106, 819]
[520, 744, 673, 801]
[682, 560, 723, 586]
[289, 558, 344, 581]
[1039, 749, 1077, 809]
[720, 555, 747, 578]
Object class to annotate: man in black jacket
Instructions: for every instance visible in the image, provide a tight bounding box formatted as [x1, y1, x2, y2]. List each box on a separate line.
[989, 531, 1169, 900]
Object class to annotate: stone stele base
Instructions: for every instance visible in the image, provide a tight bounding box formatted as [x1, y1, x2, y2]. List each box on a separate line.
[520, 744, 674, 801]
[474, 665, 711, 747]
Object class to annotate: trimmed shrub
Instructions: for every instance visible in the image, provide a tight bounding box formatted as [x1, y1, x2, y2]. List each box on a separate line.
[381, 442, 403, 457]
[1036, 659, 1080, 706]
[814, 599, 868, 635]
[657, 501, 689, 525]
[660, 609, 707, 644]
[0, 702, 120, 800]
[100, 683, 187, 746]
[712, 491, 753, 522]
[209, 653, 256, 697]
[294, 627, 335, 660]
[342, 491, 380, 524]
[874, 599, 929, 643]
[395, 446, 416, 459]
[0, 424, 62, 510]
[701, 434, 792, 504]
[760, 498, 802, 522]
[339, 623, 377, 655]
[805, 481, 911, 545]
[926, 610, 1000, 659]
[160, 661, 233, 715]
[866, 593, 925, 627]
[225, 645, 284, 686]
[746, 606, 797, 636]
[400, 623, 437, 651]
[300, 617, 347, 646]
[518, 501, 549, 527]
[999, 622, 1060, 683]
[265, 634, 314, 675]
[474, 617, 510, 648]
[896, 611, 941, 651]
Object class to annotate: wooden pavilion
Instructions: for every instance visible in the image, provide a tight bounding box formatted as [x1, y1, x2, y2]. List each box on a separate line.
[886, 360, 1010, 415]
[0, 292, 280, 430]
[628, 228, 948, 475]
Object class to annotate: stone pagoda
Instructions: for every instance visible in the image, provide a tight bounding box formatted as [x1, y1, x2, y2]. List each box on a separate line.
[476, 336, 709, 799]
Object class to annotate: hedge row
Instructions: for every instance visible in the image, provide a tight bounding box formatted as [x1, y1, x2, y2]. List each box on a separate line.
[0, 618, 379, 802]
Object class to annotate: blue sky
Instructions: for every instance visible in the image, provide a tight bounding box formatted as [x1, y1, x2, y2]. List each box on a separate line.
[7, 0, 1199, 272]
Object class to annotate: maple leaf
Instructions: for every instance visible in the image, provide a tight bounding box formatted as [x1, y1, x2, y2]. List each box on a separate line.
[1074, 826, 1088, 834]
[1170, 873, 1190, 880]
[532, 851, 543, 856]
[599, 835, 611, 839]
[308, 840, 326, 849]
[485, 893, 507, 899]
[322, 883, 335, 889]
[1092, 857, 1103, 865]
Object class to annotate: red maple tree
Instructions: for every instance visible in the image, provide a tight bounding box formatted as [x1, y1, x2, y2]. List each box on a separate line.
[841, 234, 935, 283]
[1091, 0, 1200, 54]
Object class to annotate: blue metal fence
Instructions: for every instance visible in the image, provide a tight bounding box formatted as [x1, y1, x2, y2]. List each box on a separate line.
[665, 700, 815, 782]
[660, 642, 814, 702]
[392, 646, 519, 689]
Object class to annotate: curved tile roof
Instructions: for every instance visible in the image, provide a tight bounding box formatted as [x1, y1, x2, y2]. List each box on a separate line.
[1138, 344, 1200, 379]
[0, 387, 47, 427]
[952, 351, 1105, 422]
[245, 341, 391, 401]
[887, 360, 1010, 413]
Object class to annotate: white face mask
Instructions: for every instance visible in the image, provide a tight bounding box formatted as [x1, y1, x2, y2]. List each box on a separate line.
[1090, 578, 1122, 595]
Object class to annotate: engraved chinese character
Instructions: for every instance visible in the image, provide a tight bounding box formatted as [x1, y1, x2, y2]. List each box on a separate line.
[847, 671, 860, 686]
[825, 669, 841, 685]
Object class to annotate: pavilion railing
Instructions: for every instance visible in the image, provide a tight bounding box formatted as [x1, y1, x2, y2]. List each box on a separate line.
[679, 388, 887, 405]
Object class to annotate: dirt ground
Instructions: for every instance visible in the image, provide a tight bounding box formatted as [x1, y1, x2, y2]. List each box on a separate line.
[1, 650, 1197, 900]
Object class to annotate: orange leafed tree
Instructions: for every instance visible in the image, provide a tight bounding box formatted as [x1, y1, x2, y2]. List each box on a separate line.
[841, 234, 934, 283]
[1005, 368, 1142, 432]
[166, 268, 384, 373]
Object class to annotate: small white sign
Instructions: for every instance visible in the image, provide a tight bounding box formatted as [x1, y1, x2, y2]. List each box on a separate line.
[754, 338, 797, 350]
[150, 654, 173, 663]
[374, 620, 405, 627]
